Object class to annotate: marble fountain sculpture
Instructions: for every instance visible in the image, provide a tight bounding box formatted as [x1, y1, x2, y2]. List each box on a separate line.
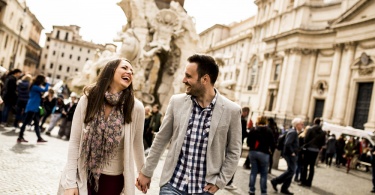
[68, 0, 199, 107]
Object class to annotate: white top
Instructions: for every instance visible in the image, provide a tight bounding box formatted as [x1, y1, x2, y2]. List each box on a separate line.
[58, 95, 145, 195]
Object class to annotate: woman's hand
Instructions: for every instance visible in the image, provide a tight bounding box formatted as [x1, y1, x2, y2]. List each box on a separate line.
[64, 188, 79, 195]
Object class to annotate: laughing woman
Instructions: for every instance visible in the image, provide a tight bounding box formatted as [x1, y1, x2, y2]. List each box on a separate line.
[59, 59, 145, 195]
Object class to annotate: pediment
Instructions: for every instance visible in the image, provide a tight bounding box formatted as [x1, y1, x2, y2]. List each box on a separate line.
[331, 0, 375, 26]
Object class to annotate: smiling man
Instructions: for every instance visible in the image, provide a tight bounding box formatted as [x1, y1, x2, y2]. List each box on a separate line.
[136, 54, 242, 195]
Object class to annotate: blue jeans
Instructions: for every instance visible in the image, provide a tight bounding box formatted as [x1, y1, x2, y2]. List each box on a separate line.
[159, 183, 213, 195]
[249, 151, 269, 194]
[273, 155, 297, 191]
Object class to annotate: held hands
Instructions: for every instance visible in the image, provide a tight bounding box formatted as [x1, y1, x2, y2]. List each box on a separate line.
[204, 183, 219, 194]
[64, 188, 78, 195]
[135, 172, 151, 194]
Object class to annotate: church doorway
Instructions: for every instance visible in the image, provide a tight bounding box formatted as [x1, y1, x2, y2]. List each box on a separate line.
[313, 99, 325, 123]
[352, 82, 373, 129]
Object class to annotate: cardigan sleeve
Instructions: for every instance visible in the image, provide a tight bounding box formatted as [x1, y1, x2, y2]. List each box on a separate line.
[60, 96, 87, 189]
[133, 100, 146, 172]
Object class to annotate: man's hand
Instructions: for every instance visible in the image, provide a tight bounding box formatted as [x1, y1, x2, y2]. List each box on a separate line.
[136, 172, 151, 194]
[64, 188, 78, 195]
[204, 183, 219, 194]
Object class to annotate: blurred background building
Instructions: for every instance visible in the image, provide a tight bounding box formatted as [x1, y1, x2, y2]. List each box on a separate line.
[199, 0, 375, 131]
[39, 25, 106, 84]
[0, 0, 43, 74]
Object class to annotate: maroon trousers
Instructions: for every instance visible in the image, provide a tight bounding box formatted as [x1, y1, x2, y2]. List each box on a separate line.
[88, 173, 124, 195]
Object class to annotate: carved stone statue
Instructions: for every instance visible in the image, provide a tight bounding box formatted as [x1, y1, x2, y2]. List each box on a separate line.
[68, 0, 199, 109]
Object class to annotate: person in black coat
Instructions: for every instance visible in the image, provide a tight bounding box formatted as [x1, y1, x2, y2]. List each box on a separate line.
[40, 89, 57, 130]
[1, 69, 22, 125]
[271, 117, 303, 195]
[267, 117, 279, 173]
[370, 146, 375, 193]
[248, 116, 275, 195]
[58, 93, 78, 140]
[300, 118, 326, 187]
[14, 74, 32, 128]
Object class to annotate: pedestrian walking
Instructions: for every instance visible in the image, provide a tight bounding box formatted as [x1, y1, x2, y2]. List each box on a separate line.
[58, 58, 145, 195]
[294, 126, 308, 182]
[144, 104, 162, 147]
[247, 116, 275, 195]
[1, 69, 22, 126]
[300, 118, 326, 187]
[136, 54, 242, 194]
[45, 95, 65, 135]
[17, 75, 50, 143]
[268, 117, 280, 174]
[344, 136, 357, 173]
[325, 134, 337, 167]
[143, 105, 152, 150]
[14, 74, 32, 129]
[57, 92, 78, 140]
[336, 135, 346, 167]
[370, 145, 375, 193]
[271, 118, 303, 195]
[39, 89, 57, 131]
[226, 106, 250, 191]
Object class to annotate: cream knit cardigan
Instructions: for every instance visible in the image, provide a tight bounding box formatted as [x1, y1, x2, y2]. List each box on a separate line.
[58, 95, 145, 195]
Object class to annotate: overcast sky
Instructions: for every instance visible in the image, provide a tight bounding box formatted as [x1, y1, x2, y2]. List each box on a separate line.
[25, 0, 257, 46]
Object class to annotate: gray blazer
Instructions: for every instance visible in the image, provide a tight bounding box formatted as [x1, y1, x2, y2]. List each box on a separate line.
[141, 92, 242, 189]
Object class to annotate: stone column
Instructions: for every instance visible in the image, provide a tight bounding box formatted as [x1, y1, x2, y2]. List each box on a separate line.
[280, 48, 302, 114]
[323, 44, 343, 120]
[258, 54, 273, 111]
[332, 42, 356, 124]
[274, 49, 290, 113]
[301, 50, 318, 117]
[364, 84, 375, 132]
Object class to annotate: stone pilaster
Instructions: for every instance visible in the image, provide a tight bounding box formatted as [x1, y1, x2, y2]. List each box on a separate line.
[323, 44, 343, 121]
[283, 48, 302, 114]
[301, 49, 318, 116]
[274, 49, 290, 113]
[258, 56, 273, 111]
[332, 42, 356, 124]
[364, 82, 375, 131]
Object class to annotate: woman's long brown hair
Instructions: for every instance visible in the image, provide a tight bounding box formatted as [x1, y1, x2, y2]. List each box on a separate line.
[83, 58, 135, 124]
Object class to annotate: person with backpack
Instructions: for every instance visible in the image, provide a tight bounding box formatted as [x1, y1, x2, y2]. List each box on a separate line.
[271, 118, 303, 195]
[299, 118, 326, 187]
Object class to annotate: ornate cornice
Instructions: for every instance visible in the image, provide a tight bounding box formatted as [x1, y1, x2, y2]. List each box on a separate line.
[359, 42, 375, 49]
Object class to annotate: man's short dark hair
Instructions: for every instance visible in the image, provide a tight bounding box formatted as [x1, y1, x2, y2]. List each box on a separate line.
[187, 54, 219, 85]
[242, 107, 250, 113]
[314, 118, 321, 125]
[8, 69, 22, 76]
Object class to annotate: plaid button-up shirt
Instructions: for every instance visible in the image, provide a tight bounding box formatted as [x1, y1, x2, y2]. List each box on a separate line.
[169, 93, 218, 193]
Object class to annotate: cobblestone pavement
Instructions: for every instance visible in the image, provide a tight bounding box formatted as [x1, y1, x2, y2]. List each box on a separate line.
[1, 126, 373, 195]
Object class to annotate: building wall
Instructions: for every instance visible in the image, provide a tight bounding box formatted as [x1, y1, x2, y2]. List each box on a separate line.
[0, 0, 34, 70]
[200, 0, 375, 131]
[39, 25, 105, 84]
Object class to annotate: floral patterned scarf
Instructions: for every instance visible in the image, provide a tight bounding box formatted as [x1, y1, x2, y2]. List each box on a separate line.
[81, 91, 124, 191]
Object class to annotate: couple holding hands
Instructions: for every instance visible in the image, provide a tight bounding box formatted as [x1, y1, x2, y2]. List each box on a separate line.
[59, 54, 242, 195]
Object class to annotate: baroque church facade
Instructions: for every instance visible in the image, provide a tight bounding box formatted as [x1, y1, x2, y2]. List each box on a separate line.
[199, 0, 375, 131]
